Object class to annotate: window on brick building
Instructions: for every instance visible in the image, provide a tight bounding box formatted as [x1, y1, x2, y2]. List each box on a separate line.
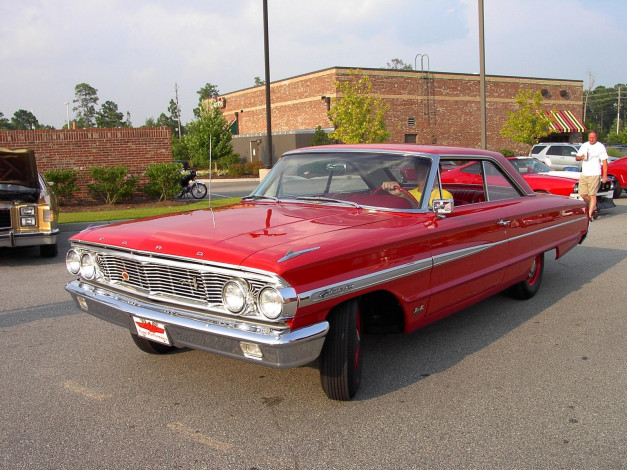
[404, 134, 417, 143]
[407, 117, 416, 127]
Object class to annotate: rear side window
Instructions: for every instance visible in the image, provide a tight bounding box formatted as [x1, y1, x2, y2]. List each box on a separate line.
[531, 145, 546, 155]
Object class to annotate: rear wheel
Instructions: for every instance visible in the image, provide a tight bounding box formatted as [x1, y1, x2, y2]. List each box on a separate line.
[191, 183, 207, 199]
[612, 180, 622, 199]
[320, 300, 362, 401]
[508, 253, 544, 300]
[131, 333, 176, 354]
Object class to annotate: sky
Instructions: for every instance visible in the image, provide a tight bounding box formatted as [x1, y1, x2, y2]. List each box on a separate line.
[2, 0, 626, 129]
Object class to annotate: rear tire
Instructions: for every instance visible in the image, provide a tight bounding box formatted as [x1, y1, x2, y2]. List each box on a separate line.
[131, 333, 176, 354]
[320, 300, 362, 401]
[508, 253, 544, 300]
[191, 183, 207, 199]
[612, 180, 622, 199]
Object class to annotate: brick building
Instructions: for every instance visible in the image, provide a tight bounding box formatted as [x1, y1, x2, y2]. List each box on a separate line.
[0, 127, 172, 203]
[218, 67, 585, 165]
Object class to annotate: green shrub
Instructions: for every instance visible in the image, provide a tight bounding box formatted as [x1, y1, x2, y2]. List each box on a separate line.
[43, 169, 79, 204]
[500, 149, 515, 157]
[145, 162, 184, 201]
[244, 161, 265, 176]
[227, 163, 246, 177]
[87, 165, 139, 205]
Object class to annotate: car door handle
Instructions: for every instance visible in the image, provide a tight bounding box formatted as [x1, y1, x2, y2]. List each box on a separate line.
[497, 219, 511, 227]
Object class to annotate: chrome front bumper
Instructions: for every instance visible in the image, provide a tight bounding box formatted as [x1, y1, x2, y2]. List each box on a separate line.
[65, 280, 328, 368]
[0, 228, 59, 248]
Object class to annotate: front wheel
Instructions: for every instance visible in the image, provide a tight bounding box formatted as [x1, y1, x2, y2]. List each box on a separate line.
[612, 180, 622, 199]
[508, 252, 544, 300]
[319, 300, 362, 401]
[191, 182, 207, 199]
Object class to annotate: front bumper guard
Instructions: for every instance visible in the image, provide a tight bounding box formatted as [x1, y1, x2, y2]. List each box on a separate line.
[65, 280, 328, 369]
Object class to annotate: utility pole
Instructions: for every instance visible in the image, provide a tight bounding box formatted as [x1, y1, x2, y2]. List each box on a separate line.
[174, 83, 182, 139]
[617, 85, 621, 134]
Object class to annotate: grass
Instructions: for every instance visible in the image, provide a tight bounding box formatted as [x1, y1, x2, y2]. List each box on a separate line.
[58, 198, 241, 224]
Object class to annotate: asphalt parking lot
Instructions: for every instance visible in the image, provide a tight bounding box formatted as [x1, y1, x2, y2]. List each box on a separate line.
[1, 198, 625, 469]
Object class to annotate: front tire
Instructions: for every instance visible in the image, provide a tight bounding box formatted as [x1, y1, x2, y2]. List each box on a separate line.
[131, 333, 176, 354]
[508, 253, 544, 300]
[612, 180, 622, 199]
[191, 183, 207, 199]
[320, 300, 362, 401]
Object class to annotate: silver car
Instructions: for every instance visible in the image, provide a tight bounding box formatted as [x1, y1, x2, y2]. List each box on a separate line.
[530, 143, 582, 170]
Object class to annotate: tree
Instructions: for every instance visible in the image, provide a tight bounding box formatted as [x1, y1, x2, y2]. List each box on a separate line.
[0, 111, 11, 129]
[254, 76, 265, 86]
[499, 89, 554, 146]
[311, 125, 331, 146]
[327, 70, 391, 144]
[386, 58, 413, 70]
[184, 104, 237, 169]
[194, 82, 220, 118]
[73, 83, 99, 128]
[95, 100, 126, 128]
[11, 109, 40, 130]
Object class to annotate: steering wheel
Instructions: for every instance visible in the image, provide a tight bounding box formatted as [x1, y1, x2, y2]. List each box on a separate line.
[372, 185, 419, 207]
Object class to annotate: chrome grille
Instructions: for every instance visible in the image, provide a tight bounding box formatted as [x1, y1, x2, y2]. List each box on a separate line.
[95, 253, 267, 304]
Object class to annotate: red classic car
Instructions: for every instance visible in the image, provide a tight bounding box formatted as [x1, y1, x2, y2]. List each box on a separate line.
[442, 156, 580, 197]
[65, 144, 589, 400]
[607, 157, 626, 198]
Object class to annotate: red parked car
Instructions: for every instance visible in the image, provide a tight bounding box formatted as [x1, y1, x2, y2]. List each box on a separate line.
[442, 156, 579, 197]
[607, 157, 626, 198]
[65, 145, 589, 400]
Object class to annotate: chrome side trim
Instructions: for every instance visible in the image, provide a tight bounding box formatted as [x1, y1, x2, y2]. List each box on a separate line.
[297, 215, 586, 307]
[299, 257, 433, 307]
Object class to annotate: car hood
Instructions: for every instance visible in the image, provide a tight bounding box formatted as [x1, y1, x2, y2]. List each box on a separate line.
[71, 202, 422, 271]
[0, 148, 40, 202]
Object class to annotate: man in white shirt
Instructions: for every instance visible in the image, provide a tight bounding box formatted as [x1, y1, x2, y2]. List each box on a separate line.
[576, 130, 608, 220]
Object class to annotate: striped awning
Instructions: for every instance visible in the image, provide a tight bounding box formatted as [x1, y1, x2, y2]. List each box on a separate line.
[546, 110, 586, 133]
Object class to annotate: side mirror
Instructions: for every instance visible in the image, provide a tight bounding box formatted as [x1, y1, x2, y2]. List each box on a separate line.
[433, 199, 453, 216]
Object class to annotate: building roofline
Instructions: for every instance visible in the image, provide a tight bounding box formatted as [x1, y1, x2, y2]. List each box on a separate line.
[221, 66, 583, 97]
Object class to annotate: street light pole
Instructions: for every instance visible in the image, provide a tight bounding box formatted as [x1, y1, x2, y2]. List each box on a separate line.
[263, 0, 273, 168]
[478, 0, 487, 149]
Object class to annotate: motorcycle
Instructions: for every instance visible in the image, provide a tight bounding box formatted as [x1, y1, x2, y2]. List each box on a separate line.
[178, 169, 208, 199]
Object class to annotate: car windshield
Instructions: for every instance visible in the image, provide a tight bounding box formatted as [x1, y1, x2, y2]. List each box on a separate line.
[509, 158, 553, 174]
[249, 151, 437, 210]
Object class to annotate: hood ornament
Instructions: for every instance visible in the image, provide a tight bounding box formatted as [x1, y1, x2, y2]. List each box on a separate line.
[278, 246, 320, 263]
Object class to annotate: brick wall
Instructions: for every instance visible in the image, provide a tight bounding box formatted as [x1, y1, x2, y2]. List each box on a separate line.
[220, 67, 584, 156]
[0, 127, 172, 203]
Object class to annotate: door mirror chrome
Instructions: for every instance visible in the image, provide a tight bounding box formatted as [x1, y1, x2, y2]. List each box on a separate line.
[433, 199, 453, 216]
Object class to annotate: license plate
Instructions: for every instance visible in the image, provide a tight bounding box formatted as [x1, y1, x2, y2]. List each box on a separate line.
[133, 316, 171, 345]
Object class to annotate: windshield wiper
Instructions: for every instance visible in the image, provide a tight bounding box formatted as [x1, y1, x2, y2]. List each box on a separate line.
[294, 196, 362, 209]
[242, 195, 279, 202]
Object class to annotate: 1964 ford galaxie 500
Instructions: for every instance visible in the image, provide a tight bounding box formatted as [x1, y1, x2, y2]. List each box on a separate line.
[65, 144, 589, 400]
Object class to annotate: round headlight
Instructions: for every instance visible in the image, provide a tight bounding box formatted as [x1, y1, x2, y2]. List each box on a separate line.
[222, 280, 248, 313]
[258, 287, 283, 319]
[80, 252, 97, 280]
[66, 249, 81, 275]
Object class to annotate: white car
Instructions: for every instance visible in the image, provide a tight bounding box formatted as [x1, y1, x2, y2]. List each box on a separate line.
[529, 143, 582, 170]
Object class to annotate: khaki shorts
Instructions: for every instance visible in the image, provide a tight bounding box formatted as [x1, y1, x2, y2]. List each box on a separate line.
[578, 175, 600, 196]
